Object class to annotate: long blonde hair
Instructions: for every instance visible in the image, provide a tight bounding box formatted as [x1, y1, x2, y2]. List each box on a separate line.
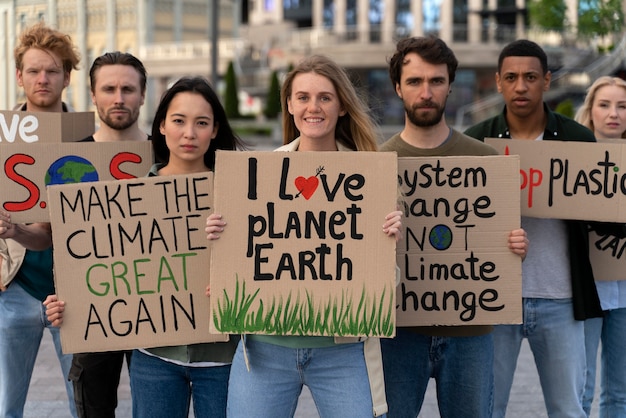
[575, 76, 626, 138]
[280, 55, 379, 151]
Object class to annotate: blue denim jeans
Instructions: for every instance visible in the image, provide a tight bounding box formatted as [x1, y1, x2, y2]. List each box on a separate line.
[583, 308, 626, 418]
[130, 349, 230, 418]
[493, 298, 586, 418]
[227, 338, 377, 418]
[0, 282, 76, 418]
[380, 328, 493, 418]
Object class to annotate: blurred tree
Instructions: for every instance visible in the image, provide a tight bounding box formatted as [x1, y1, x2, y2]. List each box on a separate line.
[264, 70, 281, 119]
[224, 61, 240, 118]
[578, 0, 624, 39]
[528, 0, 567, 30]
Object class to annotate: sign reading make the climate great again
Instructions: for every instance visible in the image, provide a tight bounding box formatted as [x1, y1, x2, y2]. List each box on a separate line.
[47, 173, 227, 354]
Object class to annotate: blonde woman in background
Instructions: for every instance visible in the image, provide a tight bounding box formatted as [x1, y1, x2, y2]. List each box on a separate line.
[575, 75, 626, 417]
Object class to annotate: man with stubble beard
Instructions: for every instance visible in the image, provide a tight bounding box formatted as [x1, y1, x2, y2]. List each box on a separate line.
[378, 36, 528, 418]
[44, 51, 148, 418]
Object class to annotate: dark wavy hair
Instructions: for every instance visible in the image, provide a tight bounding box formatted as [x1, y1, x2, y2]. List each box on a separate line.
[388, 36, 458, 87]
[151, 76, 245, 170]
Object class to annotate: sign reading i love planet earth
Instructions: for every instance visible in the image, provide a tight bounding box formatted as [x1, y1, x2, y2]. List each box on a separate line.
[209, 151, 399, 337]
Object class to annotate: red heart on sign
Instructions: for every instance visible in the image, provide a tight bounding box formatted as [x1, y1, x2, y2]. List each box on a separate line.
[295, 176, 319, 200]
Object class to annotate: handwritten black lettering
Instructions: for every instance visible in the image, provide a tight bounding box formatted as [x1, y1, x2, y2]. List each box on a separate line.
[246, 202, 363, 258]
[398, 283, 504, 322]
[400, 163, 488, 196]
[83, 293, 196, 341]
[403, 253, 499, 282]
[253, 242, 352, 281]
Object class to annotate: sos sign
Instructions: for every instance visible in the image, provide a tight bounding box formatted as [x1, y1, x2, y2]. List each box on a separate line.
[0, 142, 153, 223]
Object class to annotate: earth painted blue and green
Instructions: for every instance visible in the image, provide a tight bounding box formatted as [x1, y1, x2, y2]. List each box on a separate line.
[429, 224, 453, 250]
[44, 155, 99, 186]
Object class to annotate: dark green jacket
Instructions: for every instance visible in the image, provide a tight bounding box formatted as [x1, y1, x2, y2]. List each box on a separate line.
[464, 104, 602, 320]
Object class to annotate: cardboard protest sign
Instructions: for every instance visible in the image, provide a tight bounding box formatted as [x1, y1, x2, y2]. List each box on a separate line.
[47, 173, 227, 354]
[487, 138, 626, 222]
[210, 151, 398, 337]
[0, 111, 93, 143]
[589, 229, 626, 281]
[0, 142, 152, 222]
[397, 156, 522, 326]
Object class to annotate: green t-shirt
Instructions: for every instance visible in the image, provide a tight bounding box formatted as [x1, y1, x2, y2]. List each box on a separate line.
[14, 248, 54, 302]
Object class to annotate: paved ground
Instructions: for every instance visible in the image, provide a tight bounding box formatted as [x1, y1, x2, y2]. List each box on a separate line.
[25, 330, 601, 418]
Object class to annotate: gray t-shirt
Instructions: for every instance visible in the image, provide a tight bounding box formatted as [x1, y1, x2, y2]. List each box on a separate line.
[521, 216, 572, 298]
[515, 133, 572, 298]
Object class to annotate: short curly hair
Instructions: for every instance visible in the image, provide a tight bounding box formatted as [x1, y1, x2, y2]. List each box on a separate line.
[14, 22, 80, 73]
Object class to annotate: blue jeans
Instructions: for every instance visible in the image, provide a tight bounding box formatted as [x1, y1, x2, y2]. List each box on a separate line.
[227, 338, 377, 418]
[493, 298, 586, 418]
[130, 349, 230, 418]
[0, 282, 76, 418]
[583, 309, 626, 417]
[380, 328, 493, 418]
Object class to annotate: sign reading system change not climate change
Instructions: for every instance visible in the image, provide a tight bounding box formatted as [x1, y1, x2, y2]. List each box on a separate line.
[397, 155, 522, 326]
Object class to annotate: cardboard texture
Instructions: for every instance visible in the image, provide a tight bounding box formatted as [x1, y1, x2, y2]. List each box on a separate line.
[486, 138, 626, 222]
[397, 156, 522, 326]
[589, 230, 626, 281]
[47, 173, 227, 354]
[0, 141, 153, 223]
[210, 151, 399, 338]
[0, 111, 94, 143]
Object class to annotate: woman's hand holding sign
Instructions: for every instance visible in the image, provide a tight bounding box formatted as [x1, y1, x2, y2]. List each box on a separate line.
[205, 213, 226, 241]
[384, 210, 403, 242]
[205, 213, 227, 298]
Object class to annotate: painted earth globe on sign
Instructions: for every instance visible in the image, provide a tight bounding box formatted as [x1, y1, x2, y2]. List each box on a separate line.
[429, 224, 453, 251]
[44, 155, 99, 186]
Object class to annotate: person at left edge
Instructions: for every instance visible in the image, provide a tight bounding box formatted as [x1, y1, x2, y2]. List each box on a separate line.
[44, 51, 149, 418]
[0, 22, 80, 418]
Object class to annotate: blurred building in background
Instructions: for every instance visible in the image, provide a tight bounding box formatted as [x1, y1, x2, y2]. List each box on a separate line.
[0, 0, 243, 128]
[0, 0, 624, 128]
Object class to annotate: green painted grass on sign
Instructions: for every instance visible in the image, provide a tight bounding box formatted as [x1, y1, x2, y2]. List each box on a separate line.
[213, 277, 395, 337]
